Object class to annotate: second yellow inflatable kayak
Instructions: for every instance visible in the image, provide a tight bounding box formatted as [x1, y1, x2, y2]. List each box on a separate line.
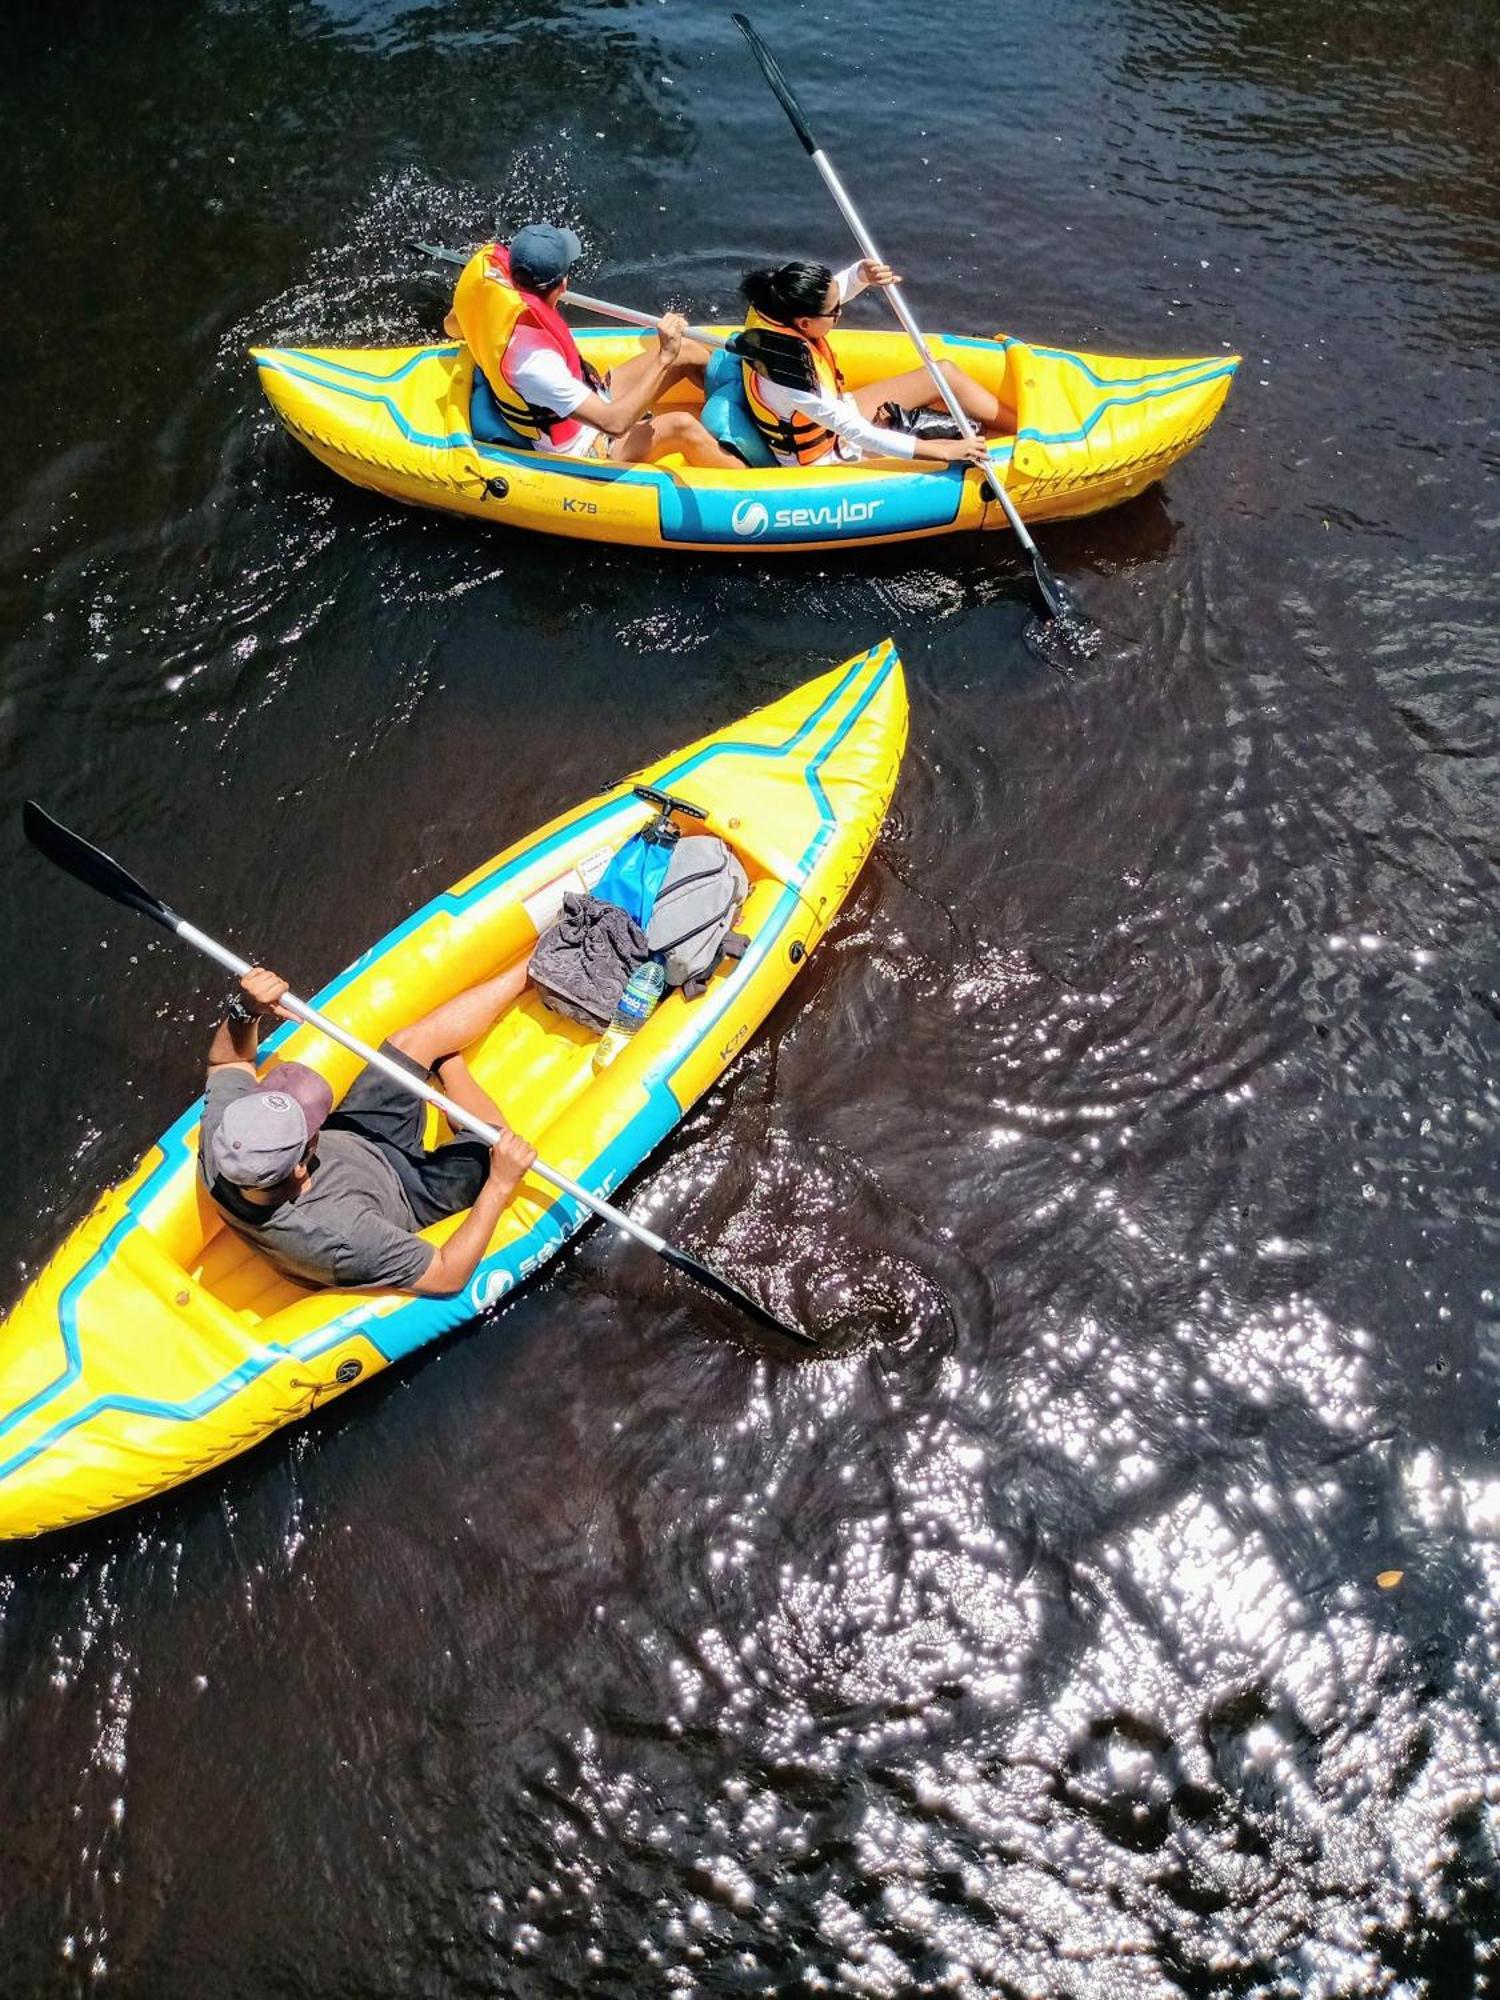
[0, 642, 907, 1540]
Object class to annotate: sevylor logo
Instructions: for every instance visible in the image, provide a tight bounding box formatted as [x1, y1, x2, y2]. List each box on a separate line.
[730, 495, 882, 538]
[470, 1266, 514, 1313]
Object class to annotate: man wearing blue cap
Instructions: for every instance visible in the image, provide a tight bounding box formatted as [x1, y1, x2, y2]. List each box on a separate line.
[199, 962, 536, 1298]
[445, 222, 739, 467]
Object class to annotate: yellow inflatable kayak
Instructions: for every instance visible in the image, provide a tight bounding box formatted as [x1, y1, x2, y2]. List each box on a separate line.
[0, 643, 907, 1540]
[252, 326, 1237, 554]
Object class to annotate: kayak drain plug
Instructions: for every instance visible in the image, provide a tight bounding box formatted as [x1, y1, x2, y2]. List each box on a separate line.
[789, 942, 805, 963]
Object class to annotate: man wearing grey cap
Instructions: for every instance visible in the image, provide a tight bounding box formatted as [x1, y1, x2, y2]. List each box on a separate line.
[444, 220, 739, 468]
[198, 963, 535, 1297]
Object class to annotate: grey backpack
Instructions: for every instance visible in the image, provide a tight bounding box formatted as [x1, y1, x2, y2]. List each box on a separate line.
[645, 836, 749, 995]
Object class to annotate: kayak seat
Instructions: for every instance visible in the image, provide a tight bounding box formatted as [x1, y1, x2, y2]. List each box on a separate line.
[469, 368, 533, 449]
[700, 348, 778, 470]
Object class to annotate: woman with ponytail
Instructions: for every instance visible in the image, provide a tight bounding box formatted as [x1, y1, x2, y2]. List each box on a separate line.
[737, 258, 1000, 469]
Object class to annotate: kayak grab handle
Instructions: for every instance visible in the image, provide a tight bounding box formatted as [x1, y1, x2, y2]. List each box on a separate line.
[633, 784, 709, 821]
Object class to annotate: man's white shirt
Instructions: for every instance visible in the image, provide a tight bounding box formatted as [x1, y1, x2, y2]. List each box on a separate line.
[503, 328, 603, 458]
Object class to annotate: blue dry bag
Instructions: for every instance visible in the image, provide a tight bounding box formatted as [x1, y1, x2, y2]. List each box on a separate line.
[593, 833, 675, 929]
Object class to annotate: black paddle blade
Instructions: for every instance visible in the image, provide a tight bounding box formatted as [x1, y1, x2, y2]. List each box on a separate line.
[660, 1245, 818, 1350]
[22, 802, 182, 932]
[1026, 558, 1102, 659]
[733, 14, 819, 156]
[726, 326, 819, 392]
[406, 238, 468, 269]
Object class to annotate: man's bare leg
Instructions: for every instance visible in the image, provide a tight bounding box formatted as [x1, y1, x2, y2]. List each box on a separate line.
[390, 958, 531, 1073]
[599, 339, 741, 468]
[609, 409, 742, 469]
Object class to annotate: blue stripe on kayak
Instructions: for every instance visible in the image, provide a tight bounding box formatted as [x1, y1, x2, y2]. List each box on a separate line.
[0, 645, 897, 1493]
[257, 354, 482, 455]
[278, 336, 1227, 401]
[938, 335, 1236, 393]
[0, 1297, 391, 1494]
[0, 1213, 137, 1446]
[274, 345, 464, 382]
[1016, 363, 1238, 446]
[1031, 351, 1235, 388]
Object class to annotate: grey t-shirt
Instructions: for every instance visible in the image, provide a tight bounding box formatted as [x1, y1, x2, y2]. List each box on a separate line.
[199, 1069, 435, 1292]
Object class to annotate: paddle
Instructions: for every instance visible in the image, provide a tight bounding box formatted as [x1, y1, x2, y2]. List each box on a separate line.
[22, 802, 816, 1350]
[731, 13, 1101, 657]
[406, 240, 816, 391]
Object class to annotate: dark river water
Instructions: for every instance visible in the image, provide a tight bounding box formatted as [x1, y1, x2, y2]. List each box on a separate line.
[3, 0, 1499, 1992]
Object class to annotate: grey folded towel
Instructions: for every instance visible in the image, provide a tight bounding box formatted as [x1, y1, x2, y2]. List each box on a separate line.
[531, 892, 651, 1034]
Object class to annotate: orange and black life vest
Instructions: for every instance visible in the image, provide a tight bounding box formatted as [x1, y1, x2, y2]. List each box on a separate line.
[444, 244, 603, 446]
[740, 307, 846, 465]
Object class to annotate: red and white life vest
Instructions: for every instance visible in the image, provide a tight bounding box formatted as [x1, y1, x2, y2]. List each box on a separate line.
[445, 243, 601, 447]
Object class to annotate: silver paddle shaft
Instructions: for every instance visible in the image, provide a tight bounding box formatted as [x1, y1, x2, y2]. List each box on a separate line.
[177, 920, 674, 1258]
[805, 150, 1038, 552]
[564, 288, 733, 355]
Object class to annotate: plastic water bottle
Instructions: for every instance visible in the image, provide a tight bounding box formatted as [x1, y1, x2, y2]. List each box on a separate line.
[594, 960, 666, 1071]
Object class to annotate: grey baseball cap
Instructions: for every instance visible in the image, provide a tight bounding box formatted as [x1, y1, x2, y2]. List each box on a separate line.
[209, 1062, 334, 1189]
[507, 223, 582, 288]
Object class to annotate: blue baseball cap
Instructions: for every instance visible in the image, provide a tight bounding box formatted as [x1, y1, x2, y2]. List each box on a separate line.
[507, 224, 582, 288]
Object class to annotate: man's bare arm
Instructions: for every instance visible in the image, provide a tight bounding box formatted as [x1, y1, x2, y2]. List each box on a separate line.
[206, 966, 292, 1075]
[409, 1129, 537, 1297]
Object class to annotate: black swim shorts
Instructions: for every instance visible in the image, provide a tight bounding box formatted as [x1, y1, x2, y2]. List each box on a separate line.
[323, 1042, 491, 1229]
